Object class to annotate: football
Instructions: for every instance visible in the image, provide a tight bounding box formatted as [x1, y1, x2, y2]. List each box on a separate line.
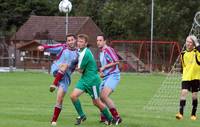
[59, 0, 72, 13]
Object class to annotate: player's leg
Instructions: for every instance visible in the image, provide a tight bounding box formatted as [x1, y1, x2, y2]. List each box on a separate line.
[100, 74, 122, 124]
[50, 64, 68, 92]
[176, 89, 188, 119]
[190, 81, 199, 120]
[101, 87, 122, 124]
[176, 81, 189, 119]
[100, 87, 114, 122]
[89, 85, 113, 125]
[191, 91, 198, 120]
[99, 81, 107, 122]
[70, 87, 86, 125]
[51, 77, 69, 126]
[51, 86, 66, 126]
[92, 98, 113, 124]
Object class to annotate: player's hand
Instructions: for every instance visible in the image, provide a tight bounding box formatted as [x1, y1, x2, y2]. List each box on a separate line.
[193, 39, 200, 47]
[99, 67, 105, 73]
[99, 72, 104, 78]
[195, 41, 200, 47]
[37, 46, 44, 51]
[76, 68, 83, 73]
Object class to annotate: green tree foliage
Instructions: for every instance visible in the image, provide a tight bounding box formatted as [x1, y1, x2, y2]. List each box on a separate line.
[0, 0, 59, 36]
[1, 0, 200, 42]
[153, 0, 200, 42]
[98, 0, 151, 40]
[72, 0, 106, 26]
[97, 0, 200, 42]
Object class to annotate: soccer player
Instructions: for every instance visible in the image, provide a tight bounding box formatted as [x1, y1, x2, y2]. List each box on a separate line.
[176, 35, 200, 120]
[70, 34, 115, 125]
[96, 34, 122, 125]
[37, 34, 78, 126]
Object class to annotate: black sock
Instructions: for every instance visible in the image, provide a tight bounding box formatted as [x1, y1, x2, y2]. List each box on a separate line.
[192, 99, 198, 116]
[179, 100, 186, 115]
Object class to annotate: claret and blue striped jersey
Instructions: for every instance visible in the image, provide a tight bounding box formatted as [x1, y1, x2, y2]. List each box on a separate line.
[99, 46, 120, 76]
[43, 44, 78, 76]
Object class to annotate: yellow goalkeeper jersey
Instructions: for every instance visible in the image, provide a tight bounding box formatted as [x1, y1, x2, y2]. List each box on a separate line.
[181, 49, 200, 81]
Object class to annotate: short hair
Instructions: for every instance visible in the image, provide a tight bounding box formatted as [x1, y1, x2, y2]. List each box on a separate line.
[77, 34, 89, 42]
[66, 33, 77, 39]
[97, 34, 107, 40]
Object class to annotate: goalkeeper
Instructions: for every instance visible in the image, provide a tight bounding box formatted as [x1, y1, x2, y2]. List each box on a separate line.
[176, 35, 200, 120]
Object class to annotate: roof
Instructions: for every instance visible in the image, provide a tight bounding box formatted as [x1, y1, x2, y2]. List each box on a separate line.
[12, 15, 92, 41]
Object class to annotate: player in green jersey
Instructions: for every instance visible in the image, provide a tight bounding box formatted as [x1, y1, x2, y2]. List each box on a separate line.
[70, 34, 115, 125]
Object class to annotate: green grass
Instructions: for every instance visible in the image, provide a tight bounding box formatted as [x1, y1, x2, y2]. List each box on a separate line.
[0, 72, 199, 127]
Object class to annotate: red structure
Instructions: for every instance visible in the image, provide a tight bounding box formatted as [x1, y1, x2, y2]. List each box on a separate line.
[110, 40, 181, 72]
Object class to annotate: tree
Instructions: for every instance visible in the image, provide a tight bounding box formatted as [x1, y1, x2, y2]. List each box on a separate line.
[1, 0, 200, 43]
[98, 0, 151, 40]
[153, 0, 200, 43]
[0, 0, 59, 36]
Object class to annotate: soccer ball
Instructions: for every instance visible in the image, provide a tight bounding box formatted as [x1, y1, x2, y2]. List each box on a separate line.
[59, 0, 72, 13]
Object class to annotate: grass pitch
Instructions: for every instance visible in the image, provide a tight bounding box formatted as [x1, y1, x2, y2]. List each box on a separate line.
[0, 72, 199, 127]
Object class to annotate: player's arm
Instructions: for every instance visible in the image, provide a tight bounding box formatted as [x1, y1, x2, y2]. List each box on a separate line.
[37, 44, 64, 54]
[99, 61, 119, 78]
[194, 40, 200, 64]
[195, 48, 200, 65]
[100, 49, 119, 72]
[180, 52, 185, 74]
[77, 50, 89, 73]
[99, 61, 119, 72]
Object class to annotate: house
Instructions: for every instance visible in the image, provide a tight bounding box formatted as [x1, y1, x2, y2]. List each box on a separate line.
[10, 15, 103, 69]
[17, 40, 55, 71]
[12, 15, 103, 46]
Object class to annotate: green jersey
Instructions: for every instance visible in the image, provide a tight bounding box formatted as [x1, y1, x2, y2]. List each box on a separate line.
[78, 47, 100, 83]
[76, 47, 101, 99]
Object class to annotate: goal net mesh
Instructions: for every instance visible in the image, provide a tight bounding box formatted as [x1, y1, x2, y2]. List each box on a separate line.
[144, 11, 200, 113]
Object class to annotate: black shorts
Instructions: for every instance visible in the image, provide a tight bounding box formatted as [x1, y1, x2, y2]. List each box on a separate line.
[182, 80, 200, 92]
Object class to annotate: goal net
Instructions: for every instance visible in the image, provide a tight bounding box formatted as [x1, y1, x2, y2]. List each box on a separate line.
[144, 11, 200, 113]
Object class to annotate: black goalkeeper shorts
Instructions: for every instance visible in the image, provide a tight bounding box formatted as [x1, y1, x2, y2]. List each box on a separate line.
[182, 80, 200, 92]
